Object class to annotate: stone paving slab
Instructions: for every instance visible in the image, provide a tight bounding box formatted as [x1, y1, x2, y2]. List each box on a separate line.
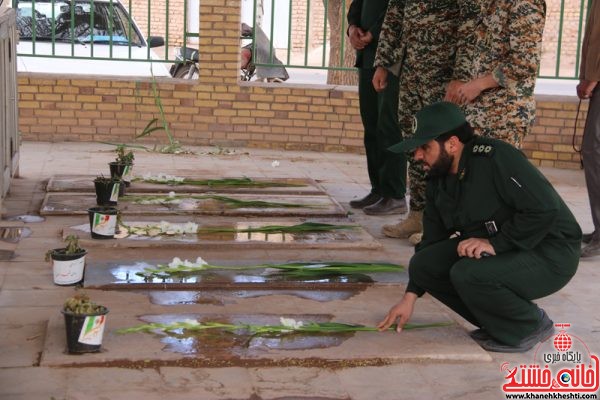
[0, 221, 24, 260]
[0, 322, 46, 367]
[47, 174, 326, 195]
[39, 286, 491, 368]
[41, 312, 490, 368]
[41, 193, 348, 218]
[64, 219, 381, 252]
[0, 367, 68, 399]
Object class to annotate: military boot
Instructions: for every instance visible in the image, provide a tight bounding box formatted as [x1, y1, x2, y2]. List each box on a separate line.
[382, 210, 423, 239]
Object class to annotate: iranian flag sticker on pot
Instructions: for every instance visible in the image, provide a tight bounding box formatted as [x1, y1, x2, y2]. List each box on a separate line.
[109, 182, 120, 203]
[79, 314, 107, 345]
[92, 213, 116, 236]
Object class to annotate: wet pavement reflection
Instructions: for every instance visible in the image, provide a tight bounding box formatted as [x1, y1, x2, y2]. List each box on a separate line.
[107, 261, 374, 285]
[0, 227, 32, 243]
[147, 289, 359, 305]
[140, 313, 353, 356]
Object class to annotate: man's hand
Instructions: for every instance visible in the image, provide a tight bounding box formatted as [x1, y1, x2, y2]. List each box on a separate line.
[444, 80, 464, 103]
[361, 31, 373, 46]
[577, 79, 598, 99]
[459, 79, 485, 103]
[377, 292, 417, 333]
[372, 66, 389, 92]
[348, 25, 367, 50]
[457, 238, 496, 259]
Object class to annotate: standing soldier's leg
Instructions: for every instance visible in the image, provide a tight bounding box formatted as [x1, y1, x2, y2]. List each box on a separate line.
[351, 68, 383, 209]
[382, 85, 426, 238]
[581, 87, 600, 257]
[363, 72, 408, 215]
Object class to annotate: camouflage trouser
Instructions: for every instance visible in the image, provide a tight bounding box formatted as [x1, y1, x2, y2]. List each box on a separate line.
[463, 92, 536, 149]
[398, 71, 449, 211]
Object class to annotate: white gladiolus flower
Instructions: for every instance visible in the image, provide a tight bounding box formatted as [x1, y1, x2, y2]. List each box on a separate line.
[167, 256, 207, 269]
[182, 319, 200, 326]
[159, 221, 171, 232]
[195, 257, 208, 266]
[280, 317, 303, 329]
[271, 160, 280, 167]
[168, 191, 176, 198]
[140, 173, 186, 183]
[168, 257, 183, 267]
[184, 222, 198, 233]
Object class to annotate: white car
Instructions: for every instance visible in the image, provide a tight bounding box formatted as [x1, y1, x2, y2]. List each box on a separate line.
[15, 0, 170, 76]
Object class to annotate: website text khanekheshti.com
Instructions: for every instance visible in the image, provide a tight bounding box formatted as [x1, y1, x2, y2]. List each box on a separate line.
[505, 393, 598, 399]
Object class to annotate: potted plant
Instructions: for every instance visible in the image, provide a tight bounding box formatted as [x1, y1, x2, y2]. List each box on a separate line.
[46, 235, 87, 286]
[109, 145, 134, 187]
[62, 292, 109, 354]
[93, 176, 122, 206]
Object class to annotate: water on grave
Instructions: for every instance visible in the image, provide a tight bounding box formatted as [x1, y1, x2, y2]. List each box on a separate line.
[109, 261, 374, 285]
[0, 227, 33, 243]
[72, 222, 354, 244]
[141, 313, 353, 355]
[147, 289, 358, 305]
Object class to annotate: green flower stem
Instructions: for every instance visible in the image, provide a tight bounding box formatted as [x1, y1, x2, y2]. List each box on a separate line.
[132, 177, 306, 188]
[196, 222, 358, 234]
[122, 194, 323, 209]
[116, 320, 453, 335]
[135, 261, 404, 279]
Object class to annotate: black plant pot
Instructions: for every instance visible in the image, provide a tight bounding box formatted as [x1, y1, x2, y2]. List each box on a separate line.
[94, 179, 121, 206]
[87, 206, 118, 239]
[109, 162, 133, 187]
[62, 306, 109, 354]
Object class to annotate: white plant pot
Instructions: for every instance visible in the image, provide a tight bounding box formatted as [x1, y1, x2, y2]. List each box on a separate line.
[53, 255, 86, 285]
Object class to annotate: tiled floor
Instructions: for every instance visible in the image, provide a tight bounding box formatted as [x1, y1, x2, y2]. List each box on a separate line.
[0, 141, 597, 400]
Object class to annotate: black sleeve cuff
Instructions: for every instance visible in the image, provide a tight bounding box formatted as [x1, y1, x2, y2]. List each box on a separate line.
[406, 280, 425, 297]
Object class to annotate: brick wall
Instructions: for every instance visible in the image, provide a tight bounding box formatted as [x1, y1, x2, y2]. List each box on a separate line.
[290, 1, 327, 51]
[541, 0, 588, 77]
[16, 0, 588, 170]
[523, 95, 587, 170]
[131, 0, 187, 49]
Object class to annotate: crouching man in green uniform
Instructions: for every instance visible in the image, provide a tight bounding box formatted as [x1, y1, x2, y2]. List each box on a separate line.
[378, 102, 581, 353]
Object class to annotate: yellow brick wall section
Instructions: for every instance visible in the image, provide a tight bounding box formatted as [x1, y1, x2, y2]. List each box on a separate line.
[17, 72, 587, 168]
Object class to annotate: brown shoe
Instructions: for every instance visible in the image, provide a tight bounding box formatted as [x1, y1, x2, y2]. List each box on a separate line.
[349, 192, 381, 209]
[382, 211, 423, 238]
[363, 197, 407, 215]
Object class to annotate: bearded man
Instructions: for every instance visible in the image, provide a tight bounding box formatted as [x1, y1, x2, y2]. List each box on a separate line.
[378, 102, 581, 353]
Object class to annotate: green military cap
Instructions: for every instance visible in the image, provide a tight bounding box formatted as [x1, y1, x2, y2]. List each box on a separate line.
[388, 101, 467, 153]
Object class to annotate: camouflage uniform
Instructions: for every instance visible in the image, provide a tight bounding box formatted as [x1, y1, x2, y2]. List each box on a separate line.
[453, 0, 546, 148]
[374, 0, 460, 212]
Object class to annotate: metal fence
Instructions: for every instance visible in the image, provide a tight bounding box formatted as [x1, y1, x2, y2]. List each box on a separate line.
[12, 0, 593, 80]
[0, 6, 20, 209]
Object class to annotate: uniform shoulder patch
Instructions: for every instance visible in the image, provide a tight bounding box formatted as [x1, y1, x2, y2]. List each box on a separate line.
[472, 143, 495, 157]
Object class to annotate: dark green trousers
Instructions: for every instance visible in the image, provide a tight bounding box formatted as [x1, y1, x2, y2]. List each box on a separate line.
[409, 238, 578, 345]
[358, 68, 406, 199]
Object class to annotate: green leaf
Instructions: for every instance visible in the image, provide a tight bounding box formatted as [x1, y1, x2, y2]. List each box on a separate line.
[116, 320, 452, 336]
